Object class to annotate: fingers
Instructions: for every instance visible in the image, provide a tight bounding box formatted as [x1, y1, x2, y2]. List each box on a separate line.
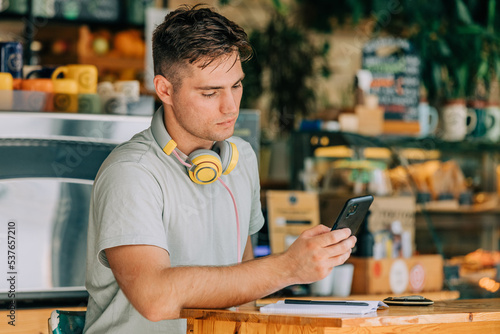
[333, 245, 353, 266]
[285, 226, 358, 284]
[327, 235, 357, 254]
[311, 239, 355, 281]
[328, 228, 353, 244]
[300, 224, 331, 238]
[301, 225, 352, 243]
[309, 227, 352, 248]
[324, 235, 356, 263]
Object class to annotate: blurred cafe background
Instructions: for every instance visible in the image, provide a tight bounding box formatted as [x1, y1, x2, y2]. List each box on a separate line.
[0, 0, 499, 315]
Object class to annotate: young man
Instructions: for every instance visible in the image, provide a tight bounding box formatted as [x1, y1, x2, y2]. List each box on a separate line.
[84, 5, 356, 333]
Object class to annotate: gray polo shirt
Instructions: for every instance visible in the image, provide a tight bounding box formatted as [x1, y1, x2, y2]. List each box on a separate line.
[84, 124, 264, 333]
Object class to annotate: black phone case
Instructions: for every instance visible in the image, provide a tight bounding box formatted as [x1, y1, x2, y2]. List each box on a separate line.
[383, 296, 434, 306]
[331, 195, 374, 236]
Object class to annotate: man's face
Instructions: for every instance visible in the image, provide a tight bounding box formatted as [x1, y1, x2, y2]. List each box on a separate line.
[167, 52, 244, 149]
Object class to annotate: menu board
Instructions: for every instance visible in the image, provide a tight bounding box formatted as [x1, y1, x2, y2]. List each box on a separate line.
[362, 37, 420, 121]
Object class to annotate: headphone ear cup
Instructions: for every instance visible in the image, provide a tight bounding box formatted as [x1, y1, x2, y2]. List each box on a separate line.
[188, 149, 223, 185]
[212, 141, 239, 175]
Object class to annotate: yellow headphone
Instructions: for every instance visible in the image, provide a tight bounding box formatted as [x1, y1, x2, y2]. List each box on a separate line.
[151, 108, 239, 185]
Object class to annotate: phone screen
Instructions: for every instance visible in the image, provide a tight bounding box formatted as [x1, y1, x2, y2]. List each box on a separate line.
[331, 195, 374, 236]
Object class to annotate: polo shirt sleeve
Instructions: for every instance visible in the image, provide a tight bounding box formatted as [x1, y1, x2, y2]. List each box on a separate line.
[92, 161, 167, 268]
[244, 142, 265, 235]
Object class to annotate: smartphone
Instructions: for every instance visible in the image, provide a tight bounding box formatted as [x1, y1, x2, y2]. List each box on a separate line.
[383, 295, 434, 306]
[330, 195, 374, 236]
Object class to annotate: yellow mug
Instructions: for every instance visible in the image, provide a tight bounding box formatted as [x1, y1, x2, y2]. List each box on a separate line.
[51, 64, 98, 94]
[0, 72, 13, 90]
[52, 78, 78, 112]
[0, 73, 13, 110]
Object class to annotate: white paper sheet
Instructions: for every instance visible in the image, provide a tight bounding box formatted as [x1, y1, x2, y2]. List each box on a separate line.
[260, 300, 388, 315]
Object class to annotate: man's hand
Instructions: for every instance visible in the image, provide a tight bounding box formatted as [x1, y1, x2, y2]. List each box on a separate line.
[281, 225, 356, 284]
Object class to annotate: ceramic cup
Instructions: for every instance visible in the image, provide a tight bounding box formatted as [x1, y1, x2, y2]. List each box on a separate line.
[310, 269, 336, 296]
[21, 78, 54, 111]
[0, 72, 13, 90]
[331, 263, 355, 297]
[468, 104, 495, 140]
[26, 66, 58, 79]
[21, 78, 53, 93]
[418, 102, 438, 137]
[440, 101, 476, 141]
[0, 41, 23, 79]
[0, 72, 13, 110]
[114, 80, 140, 102]
[101, 92, 128, 115]
[52, 78, 79, 112]
[51, 64, 98, 94]
[78, 93, 101, 114]
[97, 81, 115, 95]
[485, 105, 500, 142]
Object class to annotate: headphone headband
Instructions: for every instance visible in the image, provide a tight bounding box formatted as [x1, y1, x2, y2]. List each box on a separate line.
[151, 107, 177, 155]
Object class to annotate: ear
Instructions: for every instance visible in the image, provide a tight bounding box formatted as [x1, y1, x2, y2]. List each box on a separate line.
[154, 75, 174, 105]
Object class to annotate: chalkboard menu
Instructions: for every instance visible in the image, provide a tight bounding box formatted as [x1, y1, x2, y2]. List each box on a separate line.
[362, 37, 420, 121]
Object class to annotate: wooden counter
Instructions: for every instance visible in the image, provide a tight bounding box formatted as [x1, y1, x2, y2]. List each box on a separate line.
[0, 306, 86, 334]
[181, 298, 500, 334]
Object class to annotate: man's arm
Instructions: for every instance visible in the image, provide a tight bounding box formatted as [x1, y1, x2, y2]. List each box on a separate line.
[242, 236, 254, 262]
[106, 225, 355, 322]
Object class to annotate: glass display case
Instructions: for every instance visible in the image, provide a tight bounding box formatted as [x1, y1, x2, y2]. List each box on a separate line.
[0, 111, 151, 306]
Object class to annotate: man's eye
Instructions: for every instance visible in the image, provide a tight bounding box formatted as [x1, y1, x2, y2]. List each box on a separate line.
[203, 92, 216, 98]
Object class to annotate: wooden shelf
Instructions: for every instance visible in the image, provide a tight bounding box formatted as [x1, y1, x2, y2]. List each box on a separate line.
[78, 54, 144, 71]
[418, 194, 499, 214]
[77, 25, 145, 72]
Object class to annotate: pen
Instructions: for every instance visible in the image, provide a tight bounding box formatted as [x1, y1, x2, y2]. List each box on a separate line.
[284, 299, 369, 306]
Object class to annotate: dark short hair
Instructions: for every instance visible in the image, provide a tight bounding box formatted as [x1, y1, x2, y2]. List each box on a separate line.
[152, 4, 252, 86]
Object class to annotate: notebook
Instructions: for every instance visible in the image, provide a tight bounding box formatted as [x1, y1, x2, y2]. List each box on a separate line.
[260, 300, 387, 315]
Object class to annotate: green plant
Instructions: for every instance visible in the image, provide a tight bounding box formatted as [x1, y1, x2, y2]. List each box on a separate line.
[289, 0, 500, 103]
[393, 0, 500, 103]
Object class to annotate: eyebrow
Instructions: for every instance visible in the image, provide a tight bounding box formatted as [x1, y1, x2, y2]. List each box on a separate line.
[196, 74, 246, 91]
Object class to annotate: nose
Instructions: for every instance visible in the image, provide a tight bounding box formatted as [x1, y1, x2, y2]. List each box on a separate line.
[220, 89, 239, 114]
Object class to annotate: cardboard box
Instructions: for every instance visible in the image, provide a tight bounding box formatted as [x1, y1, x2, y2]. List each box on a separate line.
[348, 255, 444, 295]
[368, 196, 416, 233]
[266, 191, 320, 254]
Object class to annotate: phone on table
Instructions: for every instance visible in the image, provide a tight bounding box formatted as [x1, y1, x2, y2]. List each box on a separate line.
[330, 195, 374, 236]
[383, 295, 434, 306]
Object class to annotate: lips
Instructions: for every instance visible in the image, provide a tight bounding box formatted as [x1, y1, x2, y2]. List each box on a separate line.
[216, 118, 236, 126]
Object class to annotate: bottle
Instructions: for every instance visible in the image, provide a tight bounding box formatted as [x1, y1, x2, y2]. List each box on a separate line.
[353, 212, 374, 257]
[299, 157, 319, 191]
[401, 231, 412, 258]
[391, 220, 403, 258]
[373, 234, 385, 259]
